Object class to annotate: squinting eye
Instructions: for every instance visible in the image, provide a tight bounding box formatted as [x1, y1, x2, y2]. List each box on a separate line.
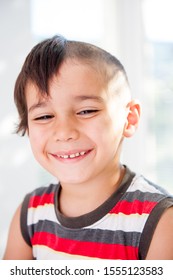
[34, 115, 54, 121]
[77, 110, 99, 115]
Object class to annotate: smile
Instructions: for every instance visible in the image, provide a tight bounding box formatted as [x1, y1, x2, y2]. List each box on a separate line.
[50, 149, 93, 162]
[57, 151, 87, 159]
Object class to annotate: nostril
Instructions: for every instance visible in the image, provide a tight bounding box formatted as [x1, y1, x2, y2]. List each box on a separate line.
[54, 127, 79, 142]
[53, 117, 80, 142]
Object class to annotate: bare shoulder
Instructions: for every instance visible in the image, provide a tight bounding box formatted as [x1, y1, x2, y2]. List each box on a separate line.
[146, 206, 173, 259]
[3, 204, 33, 260]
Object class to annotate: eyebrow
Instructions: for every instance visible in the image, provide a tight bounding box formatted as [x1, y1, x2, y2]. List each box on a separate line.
[28, 101, 48, 113]
[74, 95, 105, 103]
[28, 95, 104, 113]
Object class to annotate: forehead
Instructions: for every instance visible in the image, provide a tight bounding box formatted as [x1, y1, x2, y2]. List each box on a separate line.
[53, 59, 106, 87]
[25, 59, 129, 110]
[57, 61, 105, 97]
[25, 60, 108, 108]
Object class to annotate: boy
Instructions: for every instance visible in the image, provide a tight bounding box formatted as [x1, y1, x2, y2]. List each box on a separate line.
[3, 35, 173, 260]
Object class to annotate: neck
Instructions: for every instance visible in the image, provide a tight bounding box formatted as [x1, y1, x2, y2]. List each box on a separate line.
[58, 164, 125, 217]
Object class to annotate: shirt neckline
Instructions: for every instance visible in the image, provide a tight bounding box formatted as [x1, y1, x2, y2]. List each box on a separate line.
[54, 166, 135, 229]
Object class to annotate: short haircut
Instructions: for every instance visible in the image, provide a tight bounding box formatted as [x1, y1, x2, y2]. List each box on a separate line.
[14, 35, 129, 136]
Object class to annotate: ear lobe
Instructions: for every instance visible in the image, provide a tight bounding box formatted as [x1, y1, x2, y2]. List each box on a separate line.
[123, 100, 141, 138]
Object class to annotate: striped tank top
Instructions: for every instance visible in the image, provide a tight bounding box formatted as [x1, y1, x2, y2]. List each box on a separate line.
[20, 167, 173, 260]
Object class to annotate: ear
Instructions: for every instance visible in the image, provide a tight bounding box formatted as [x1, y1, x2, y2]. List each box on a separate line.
[123, 100, 141, 138]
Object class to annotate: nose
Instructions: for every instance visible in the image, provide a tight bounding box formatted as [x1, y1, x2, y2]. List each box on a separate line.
[53, 116, 79, 142]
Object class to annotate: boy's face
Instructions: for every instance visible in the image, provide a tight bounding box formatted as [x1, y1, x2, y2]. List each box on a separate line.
[26, 60, 131, 186]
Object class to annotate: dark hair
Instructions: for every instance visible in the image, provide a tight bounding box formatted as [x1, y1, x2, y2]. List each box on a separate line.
[14, 35, 129, 136]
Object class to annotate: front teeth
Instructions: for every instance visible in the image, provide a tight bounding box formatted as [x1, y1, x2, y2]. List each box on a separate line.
[58, 151, 86, 159]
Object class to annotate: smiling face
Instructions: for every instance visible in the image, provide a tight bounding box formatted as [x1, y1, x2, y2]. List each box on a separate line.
[26, 59, 136, 187]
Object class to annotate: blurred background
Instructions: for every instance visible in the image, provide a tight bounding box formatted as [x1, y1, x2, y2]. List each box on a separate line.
[0, 0, 173, 258]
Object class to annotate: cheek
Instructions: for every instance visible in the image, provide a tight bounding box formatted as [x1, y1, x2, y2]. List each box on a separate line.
[110, 109, 127, 136]
[28, 127, 46, 155]
[101, 113, 125, 136]
[96, 117, 125, 153]
[84, 118, 119, 148]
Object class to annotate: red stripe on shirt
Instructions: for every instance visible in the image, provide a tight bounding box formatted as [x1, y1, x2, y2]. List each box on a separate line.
[29, 193, 54, 208]
[110, 200, 158, 215]
[31, 231, 138, 260]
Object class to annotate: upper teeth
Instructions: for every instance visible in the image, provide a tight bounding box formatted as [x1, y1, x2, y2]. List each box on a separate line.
[58, 151, 86, 159]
